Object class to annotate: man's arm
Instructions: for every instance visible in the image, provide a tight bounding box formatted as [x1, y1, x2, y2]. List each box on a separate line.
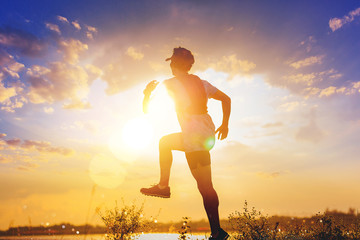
[143, 80, 159, 114]
[211, 90, 231, 140]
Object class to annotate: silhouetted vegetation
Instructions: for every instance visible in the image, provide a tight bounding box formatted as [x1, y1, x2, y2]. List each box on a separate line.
[1, 202, 359, 240]
[97, 202, 151, 240]
[228, 201, 360, 240]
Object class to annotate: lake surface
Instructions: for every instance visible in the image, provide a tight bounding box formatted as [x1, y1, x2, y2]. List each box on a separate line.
[0, 233, 208, 240]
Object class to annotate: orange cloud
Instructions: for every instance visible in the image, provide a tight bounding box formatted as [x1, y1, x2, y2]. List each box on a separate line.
[57, 16, 69, 23]
[45, 23, 61, 34]
[289, 55, 324, 69]
[319, 86, 337, 97]
[72, 21, 81, 30]
[210, 54, 256, 79]
[62, 100, 91, 110]
[329, 7, 360, 32]
[0, 83, 16, 102]
[0, 26, 47, 57]
[58, 39, 88, 65]
[26, 62, 92, 107]
[0, 135, 74, 156]
[126, 47, 144, 60]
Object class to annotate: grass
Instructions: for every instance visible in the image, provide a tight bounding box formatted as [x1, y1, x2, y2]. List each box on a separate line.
[227, 201, 360, 240]
[97, 201, 360, 240]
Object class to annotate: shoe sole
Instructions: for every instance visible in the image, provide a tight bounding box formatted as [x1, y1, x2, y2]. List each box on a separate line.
[140, 191, 170, 198]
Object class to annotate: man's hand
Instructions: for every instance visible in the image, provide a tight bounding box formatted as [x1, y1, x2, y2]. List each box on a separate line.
[143, 80, 159, 96]
[215, 124, 229, 140]
[143, 80, 159, 114]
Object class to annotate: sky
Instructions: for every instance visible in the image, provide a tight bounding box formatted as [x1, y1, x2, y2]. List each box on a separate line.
[1, 0, 360, 230]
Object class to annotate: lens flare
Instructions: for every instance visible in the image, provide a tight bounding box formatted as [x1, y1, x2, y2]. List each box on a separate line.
[204, 136, 215, 150]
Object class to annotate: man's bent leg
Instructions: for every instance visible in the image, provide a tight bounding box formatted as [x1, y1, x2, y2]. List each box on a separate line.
[159, 133, 184, 187]
[141, 133, 184, 198]
[186, 151, 222, 237]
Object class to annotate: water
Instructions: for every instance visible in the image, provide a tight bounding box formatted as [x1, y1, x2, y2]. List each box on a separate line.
[0, 233, 208, 240]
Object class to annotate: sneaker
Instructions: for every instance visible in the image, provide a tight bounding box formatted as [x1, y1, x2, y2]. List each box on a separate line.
[140, 184, 171, 198]
[209, 228, 229, 240]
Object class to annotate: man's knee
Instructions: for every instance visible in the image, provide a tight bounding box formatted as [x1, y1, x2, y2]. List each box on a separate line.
[159, 136, 169, 150]
[197, 182, 214, 195]
[186, 151, 211, 169]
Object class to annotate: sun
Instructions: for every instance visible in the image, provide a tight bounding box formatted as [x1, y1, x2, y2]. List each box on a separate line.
[108, 116, 153, 162]
[121, 117, 153, 150]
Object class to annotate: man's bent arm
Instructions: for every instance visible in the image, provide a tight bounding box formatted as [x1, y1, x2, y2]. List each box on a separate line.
[143, 93, 151, 114]
[143, 80, 159, 114]
[211, 90, 231, 139]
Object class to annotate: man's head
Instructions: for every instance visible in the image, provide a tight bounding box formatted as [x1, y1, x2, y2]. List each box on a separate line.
[166, 47, 194, 74]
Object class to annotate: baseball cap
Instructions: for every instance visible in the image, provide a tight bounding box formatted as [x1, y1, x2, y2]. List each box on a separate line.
[165, 47, 195, 65]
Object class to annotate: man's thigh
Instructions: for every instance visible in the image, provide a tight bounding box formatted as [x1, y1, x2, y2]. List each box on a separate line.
[160, 132, 185, 151]
[185, 151, 211, 170]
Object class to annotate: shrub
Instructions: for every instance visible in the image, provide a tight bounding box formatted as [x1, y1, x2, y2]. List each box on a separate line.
[229, 200, 279, 240]
[97, 201, 149, 240]
[178, 217, 191, 240]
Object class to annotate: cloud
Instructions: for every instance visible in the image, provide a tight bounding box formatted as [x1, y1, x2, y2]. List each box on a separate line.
[3, 62, 25, 79]
[58, 38, 88, 64]
[26, 62, 91, 107]
[209, 54, 256, 79]
[329, 7, 360, 31]
[101, 59, 149, 95]
[126, 47, 144, 60]
[279, 101, 300, 112]
[280, 69, 342, 95]
[289, 55, 324, 69]
[0, 84, 16, 102]
[85, 25, 97, 39]
[0, 49, 25, 80]
[0, 26, 47, 57]
[86, 32, 94, 40]
[45, 23, 61, 34]
[284, 73, 316, 87]
[0, 51, 25, 111]
[62, 100, 91, 110]
[86, 25, 97, 33]
[72, 21, 81, 30]
[22, 140, 73, 155]
[0, 135, 74, 155]
[353, 81, 360, 89]
[43, 107, 54, 114]
[299, 36, 316, 53]
[57, 15, 69, 23]
[319, 86, 337, 97]
[0, 96, 27, 113]
[5, 138, 21, 147]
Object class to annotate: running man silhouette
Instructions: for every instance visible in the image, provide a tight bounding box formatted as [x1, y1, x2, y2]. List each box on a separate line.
[141, 47, 231, 240]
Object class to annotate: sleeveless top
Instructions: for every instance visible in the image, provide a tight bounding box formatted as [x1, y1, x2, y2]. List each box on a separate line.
[163, 74, 219, 152]
[164, 74, 209, 117]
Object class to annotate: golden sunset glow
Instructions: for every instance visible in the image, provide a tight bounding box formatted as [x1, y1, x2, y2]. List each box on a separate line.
[1, 0, 360, 232]
[89, 154, 127, 189]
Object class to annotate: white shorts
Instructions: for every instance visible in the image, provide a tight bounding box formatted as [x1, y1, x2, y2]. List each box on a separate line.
[179, 113, 216, 153]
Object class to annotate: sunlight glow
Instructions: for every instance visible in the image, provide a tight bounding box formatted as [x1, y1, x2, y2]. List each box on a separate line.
[108, 116, 153, 162]
[147, 82, 175, 115]
[121, 117, 153, 150]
